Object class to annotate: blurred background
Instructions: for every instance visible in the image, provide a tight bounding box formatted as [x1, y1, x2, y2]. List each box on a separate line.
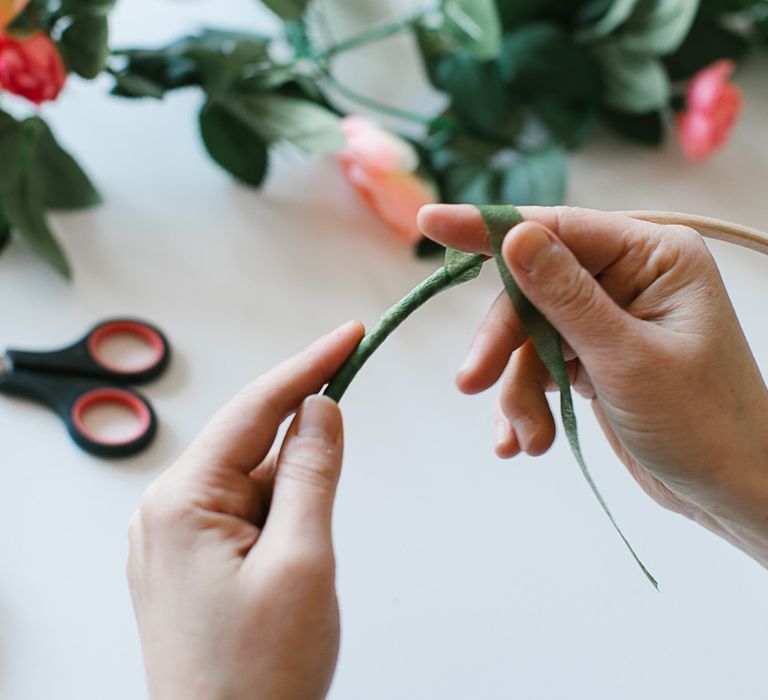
[0, 1, 767, 698]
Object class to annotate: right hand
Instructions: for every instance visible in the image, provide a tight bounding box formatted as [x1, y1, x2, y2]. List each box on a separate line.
[419, 204, 768, 567]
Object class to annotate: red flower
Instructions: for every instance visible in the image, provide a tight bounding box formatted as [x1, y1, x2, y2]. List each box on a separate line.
[677, 60, 742, 162]
[0, 31, 66, 105]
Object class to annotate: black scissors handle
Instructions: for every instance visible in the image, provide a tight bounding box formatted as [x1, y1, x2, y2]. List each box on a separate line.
[0, 370, 157, 458]
[6, 318, 171, 384]
[0, 318, 169, 458]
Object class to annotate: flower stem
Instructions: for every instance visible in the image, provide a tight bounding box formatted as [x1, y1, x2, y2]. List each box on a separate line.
[319, 10, 429, 60]
[325, 253, 487, 402]
[321, 71, 436, 126]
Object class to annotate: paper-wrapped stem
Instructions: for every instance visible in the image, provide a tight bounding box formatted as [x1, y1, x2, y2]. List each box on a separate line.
[324, 252, 486, 402]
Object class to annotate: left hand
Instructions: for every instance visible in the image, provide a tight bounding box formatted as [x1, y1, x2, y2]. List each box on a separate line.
[127, 321, 364, 700]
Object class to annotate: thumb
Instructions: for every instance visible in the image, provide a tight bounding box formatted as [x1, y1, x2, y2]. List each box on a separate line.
[502, 221, 634, 360]
[263, 395, 343, 547]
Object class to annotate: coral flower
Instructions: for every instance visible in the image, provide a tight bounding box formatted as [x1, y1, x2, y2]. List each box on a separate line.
[0, 31, 67, 104]
[678, 60, 742, 162]
[338, 116, 437, 244]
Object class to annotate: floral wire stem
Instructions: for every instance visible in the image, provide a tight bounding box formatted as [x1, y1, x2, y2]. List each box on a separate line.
[320, 68, 466, 137]
[317, 8, 435, 60]
[321, 70, 434, 125]
[324, 252, 487, 402]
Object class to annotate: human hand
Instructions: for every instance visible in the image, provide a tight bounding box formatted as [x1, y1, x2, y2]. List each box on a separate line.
[127, 321, 365, 700]
[419, 204, 768, 566]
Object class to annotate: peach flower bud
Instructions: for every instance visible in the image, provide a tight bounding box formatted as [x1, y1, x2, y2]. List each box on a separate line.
[677, 60, 743, 162]
[338, 116, 437, 244]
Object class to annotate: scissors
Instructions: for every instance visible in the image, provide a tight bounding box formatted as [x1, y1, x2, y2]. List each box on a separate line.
[0, 319, 171, 459]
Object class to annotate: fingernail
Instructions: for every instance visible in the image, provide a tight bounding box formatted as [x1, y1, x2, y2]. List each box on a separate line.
[510, 224, 553, 273]
[297, 395, 340, 443]
[514, 417, 536, 454]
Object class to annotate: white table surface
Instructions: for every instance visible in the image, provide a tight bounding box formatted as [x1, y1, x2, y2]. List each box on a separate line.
[1, 2, 767, 698]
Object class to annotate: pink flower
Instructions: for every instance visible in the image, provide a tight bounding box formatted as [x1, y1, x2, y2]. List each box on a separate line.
[338, 116, 437, 244]
[0, 32, 67, 105]
[677, 60, 742, 162]
[0, 0, 29, 30]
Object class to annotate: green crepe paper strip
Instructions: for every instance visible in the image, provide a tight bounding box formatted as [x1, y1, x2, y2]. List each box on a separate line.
[324, 250, 486, 401]
[477, 204, 657, 589]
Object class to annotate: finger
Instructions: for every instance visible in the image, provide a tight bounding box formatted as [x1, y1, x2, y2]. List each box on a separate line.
[182, 320, 364, 476]
[502, 222, 638, 362]
[418, 204, 656, 276]
[259, 395, 343, 550]
[499, 342, 556, 456]
[495, 404, 521, 459]
[535, 359, 596, 400]
[457, 290, 525, 394]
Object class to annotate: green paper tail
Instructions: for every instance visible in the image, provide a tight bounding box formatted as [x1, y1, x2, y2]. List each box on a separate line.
[477, 204, 657, 589]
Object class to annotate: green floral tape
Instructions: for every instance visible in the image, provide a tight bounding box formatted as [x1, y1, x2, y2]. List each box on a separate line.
[477, 204, 657, 589]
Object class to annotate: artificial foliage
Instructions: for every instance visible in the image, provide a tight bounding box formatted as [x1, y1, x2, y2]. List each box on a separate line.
[0, 0, 765, 274]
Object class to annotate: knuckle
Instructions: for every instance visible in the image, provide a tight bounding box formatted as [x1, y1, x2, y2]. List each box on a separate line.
[670, 225, 709, 257]
[553, 265, 600, 318]
[137, 479, 198, 531]
[279, 437, 341, 492]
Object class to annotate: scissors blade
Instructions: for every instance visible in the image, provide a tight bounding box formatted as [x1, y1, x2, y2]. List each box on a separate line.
[0, 354, 11, 379]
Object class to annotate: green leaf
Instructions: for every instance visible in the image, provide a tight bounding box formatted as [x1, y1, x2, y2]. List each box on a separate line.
[223, 94, 345, 154]
[0, 119, 72, 277]
[593, 42, 670, 112]
[3, 171, 71, 278]
[199, 101, 269, 187]
[534, 98, 598, 149]
[59, 0, 116, 13]
[601, 107, 664, 145]
[499, 23, 603, 102]
[440, 161, 502, 204]
[444, 247, 484, 286]
[501, 147, 568, 206]
[497, 0, 545, 28]
[434, 54, 508, 135]
[112, 31, 271, 98]
[576, 0, 640, 41]
[441, 0, 502, 59]
[110, 52, 198, 98]
[477, 204, 657, 588]
[699, 0, 755, 15]
[183, 31, 271, 94]
[757, 17, 768, 44]
[32, 120, 101, 210]
[0, 108, 16, 132]
[260, 0, 311, 21]
[619, 0, 700, 55]
[58, 10, 109, 78]
[110, 71, 167, 100]
[0, 197, 10, 254]
[664, 17, 749, 80]
[0, 116, 24, 190]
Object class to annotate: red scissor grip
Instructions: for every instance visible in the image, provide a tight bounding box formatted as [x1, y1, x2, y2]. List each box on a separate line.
[87, 320, 167, 375]
[71, 387, 154, 449]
